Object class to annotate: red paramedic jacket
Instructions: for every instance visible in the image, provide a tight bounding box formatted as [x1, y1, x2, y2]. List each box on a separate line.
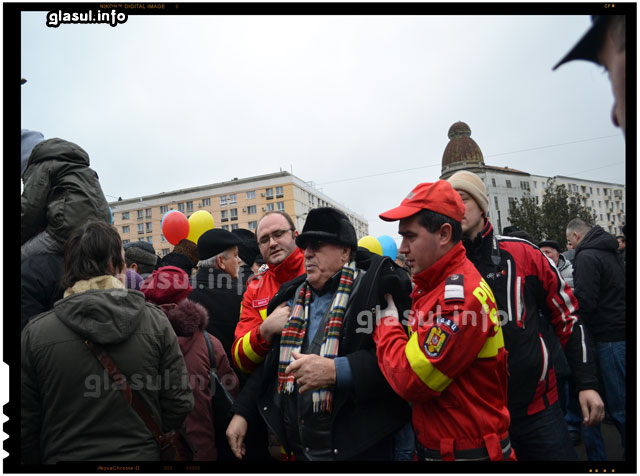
[232, 248, 305, 373]
[373, 242, 512, 458]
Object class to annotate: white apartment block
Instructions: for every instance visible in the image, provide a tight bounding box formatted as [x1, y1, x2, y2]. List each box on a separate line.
[108, 171, 368, 256]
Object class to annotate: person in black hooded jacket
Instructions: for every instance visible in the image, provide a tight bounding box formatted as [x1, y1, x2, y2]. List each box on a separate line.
[566, 219, 626, 454]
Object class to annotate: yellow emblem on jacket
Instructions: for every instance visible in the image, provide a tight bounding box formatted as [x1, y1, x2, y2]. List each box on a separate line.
[424, 326, 449, 358]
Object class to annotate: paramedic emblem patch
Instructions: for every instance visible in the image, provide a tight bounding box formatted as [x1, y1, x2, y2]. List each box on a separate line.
[424, 327, 449, 357]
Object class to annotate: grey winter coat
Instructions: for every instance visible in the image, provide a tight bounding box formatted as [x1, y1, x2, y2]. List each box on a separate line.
[21, 287, 194, 463]
[21, 138, 110, 245]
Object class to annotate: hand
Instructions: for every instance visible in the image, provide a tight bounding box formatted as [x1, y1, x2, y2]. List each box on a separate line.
[226, 414, 248, 460]
[284, 350, 336, 393]
[260, 302, 291, 343]
[378, 293, 400, 326]
[578, 389, 605, 427]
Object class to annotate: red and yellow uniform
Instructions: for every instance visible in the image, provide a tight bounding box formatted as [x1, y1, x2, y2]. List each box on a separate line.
[373, 241, 514, 461]
[232, 248, 305, 373]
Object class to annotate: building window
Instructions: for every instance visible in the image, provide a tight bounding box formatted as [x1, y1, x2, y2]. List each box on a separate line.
[178, 203, 185, 212]
[266, 188, 274, 200]
[203, 198, 211, 206]
[533, 181, 537, 188]
[542, 182, 546, 189]
[161, 235, 167, 242]
[597, 188, 600, 195]
[123, 239, 130, 245]
[186, 201, 193, 212]
[508, 197, 516, 208]
[221, 210, 228, 222]
[248, 221, 257, 231]
[276, 186, 284, 198]
[491, 178, 497, 187]
[246, 190, 256, 200]
[145, 208, 152, 218]
[535, 196, 539, 204]
[600, 214, 603, 221]
[231, 223, 239, 230]
[506, 180, 512, 189]
[599, 201, 602, 208]
[230, 209, 238, 221]
[222, 225, 229, 231]
[494, 196, 499, 210]
[160, 205, 168, 214]
[146, 222, 152, 233]
[146, 236, 153, 243]
[220, 196, 227, 206]
[161, 248, 170, 256]
[247, 205, 256, 215]
[520, 181, 530, 191]
[308, 194, 314, 205]
[138, 223, 144, 234]
[122, 225, 130, 234]
[266, 203, 274, 212]
[137, 210, 144, 220]
[122, 212, 130, 220]
[277, 201, 285, 211]
[228, 194, 237, 204]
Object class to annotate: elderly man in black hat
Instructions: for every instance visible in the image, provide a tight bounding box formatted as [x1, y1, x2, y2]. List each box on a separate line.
[538, 239, 574, 289]
[226, 207, 411, 461]
[188, 229, 244, 362]
[124, 241, 159, 278]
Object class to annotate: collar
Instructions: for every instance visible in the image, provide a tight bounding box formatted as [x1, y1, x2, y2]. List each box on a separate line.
[412, 241, 467, 292]
[270, 247, 305, 284]
[463, 218, 494, 261]
[309, 268, 343, 295]
[64, 275, 125, 298]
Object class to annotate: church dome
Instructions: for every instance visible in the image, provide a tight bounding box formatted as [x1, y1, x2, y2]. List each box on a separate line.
[441, 121, 485, 173]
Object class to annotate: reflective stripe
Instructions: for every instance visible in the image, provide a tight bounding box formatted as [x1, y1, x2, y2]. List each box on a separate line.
[477, 328, 505, 358]
[233, 340, 247, 373]
[506, 260, 513, 322]
[539, 336, 549, 382]
[259, 308, 268, 320]
[242, 330, 265, 365]
[405, 332, 452, 393]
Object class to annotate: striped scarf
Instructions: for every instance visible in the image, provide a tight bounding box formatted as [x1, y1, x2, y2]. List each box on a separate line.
[278, 261, 357, 413]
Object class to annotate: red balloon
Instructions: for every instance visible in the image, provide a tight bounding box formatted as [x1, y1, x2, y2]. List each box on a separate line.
[162, 211, 189, 245]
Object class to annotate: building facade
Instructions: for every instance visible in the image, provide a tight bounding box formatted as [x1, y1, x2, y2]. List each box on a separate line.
[109, 171, 368, 256]
[440, 121, 626, 237]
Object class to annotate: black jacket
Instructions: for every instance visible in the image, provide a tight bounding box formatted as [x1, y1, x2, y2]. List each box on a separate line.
[573, 226, 626, 342]
[188, 267, 245, 363]
[464, 220, 598, 418]
[232, 252, 412, 461]
[21, 138, 110, 245]
[21, 252, 65, 330]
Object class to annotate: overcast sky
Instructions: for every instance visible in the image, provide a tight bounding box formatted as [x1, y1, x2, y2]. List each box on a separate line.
[20, 8, 627, 241]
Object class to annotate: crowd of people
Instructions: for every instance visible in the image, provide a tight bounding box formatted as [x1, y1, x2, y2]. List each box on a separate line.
[20, 15, 626, 464]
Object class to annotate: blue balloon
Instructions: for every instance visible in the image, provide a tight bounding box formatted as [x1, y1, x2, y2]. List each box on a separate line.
[377, 235, 398, 261]
[109, 207, 114, 225]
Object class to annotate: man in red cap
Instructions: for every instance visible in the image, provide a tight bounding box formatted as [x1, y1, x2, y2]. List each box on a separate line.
[373, 180, 514, 461]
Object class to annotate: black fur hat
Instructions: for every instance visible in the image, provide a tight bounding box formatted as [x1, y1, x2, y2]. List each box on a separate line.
[296, 207, 357, 250]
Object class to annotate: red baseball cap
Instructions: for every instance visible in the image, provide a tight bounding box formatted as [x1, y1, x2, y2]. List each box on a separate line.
[379, 180, 465, 223]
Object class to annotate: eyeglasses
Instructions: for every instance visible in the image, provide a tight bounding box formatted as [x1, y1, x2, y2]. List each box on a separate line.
[258, 228, 294, 246]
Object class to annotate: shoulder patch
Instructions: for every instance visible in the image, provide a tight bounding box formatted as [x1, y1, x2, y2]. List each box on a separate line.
[436, 316, 459, 333]
[423, 327, 450, 358]
[444, 274, 465, 302]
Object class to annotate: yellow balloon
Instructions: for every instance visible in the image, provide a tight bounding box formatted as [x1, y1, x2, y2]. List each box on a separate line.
[187, 210, 215, 244]
[358, 235, 383, 255]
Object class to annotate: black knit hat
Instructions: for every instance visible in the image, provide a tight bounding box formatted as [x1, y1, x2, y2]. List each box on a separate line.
[538, 239, 561, 252]
[197, 228, 242, 260]
[296, 207, 357, 250]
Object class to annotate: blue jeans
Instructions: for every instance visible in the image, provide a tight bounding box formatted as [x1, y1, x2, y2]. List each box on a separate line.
[558, 377, 607, 461]
[510, 402, 579, 460]
[393, 422, 416, 461]
[597, 341, 626, 455]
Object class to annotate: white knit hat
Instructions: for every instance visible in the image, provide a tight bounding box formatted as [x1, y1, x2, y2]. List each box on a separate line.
[447, 171, 489, 216]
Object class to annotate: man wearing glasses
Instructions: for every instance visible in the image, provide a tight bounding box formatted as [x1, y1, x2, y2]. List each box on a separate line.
[226, 207, 411, 460]
[232, 211, 306, 375]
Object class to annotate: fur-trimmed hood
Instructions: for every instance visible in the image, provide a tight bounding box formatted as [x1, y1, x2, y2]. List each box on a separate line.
[159, 299, 209, 337]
